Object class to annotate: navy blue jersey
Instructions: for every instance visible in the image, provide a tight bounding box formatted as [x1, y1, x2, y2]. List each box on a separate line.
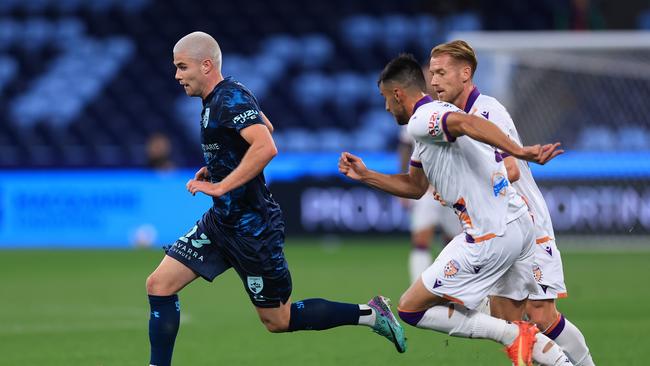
[199, 77, 283, 236]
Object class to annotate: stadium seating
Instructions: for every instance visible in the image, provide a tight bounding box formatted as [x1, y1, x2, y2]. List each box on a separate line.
[0, 0, 646, 168]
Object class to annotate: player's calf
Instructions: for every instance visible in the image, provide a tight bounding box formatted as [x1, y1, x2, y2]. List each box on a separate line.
[527, 300, 595, 366]
[256, 304, 291, 333]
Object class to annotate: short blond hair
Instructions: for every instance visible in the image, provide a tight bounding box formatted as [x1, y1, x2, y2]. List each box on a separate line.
[430, 40, 477, 77]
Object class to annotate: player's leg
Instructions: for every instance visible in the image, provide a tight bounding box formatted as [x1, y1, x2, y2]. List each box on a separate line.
[397, 231, 540, 365]
[232, 229, 406, 352]
[146, 255, 197, 366]
[409, 226, 434, 282]
[491, 214, 572, 366]
[490, 295, 526, 321]
[527, 300, 594, 366]
[147, 216, 230, 366]
[527, 238, 595, 366]
[407, 192, 438, 283]
[397, 278, 534, 359]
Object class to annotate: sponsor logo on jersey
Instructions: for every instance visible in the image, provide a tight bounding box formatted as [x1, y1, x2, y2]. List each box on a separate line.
[491, 171, 509, 197]
[202, 107, 211, 128]
[428, 111, 442, 137]
[201, 143, 220, 151]
[247, 276, 264, 294]
[533, 265, 543, 283]
[539, 284, 549, 293]
[444, 259, 460, 278]
[544, 244, 553, 256]
[233, 109, 259, 124]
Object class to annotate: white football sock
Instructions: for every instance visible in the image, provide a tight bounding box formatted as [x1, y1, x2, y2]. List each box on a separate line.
[357, 304, 376, 327]
[416, 303, 518, 345]
[534, 333, 574, 365]
[552, 317, 595, 366]
[408, 248, 432, 283]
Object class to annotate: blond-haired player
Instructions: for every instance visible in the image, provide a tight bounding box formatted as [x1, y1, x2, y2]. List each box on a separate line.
[339, 53, 569, 366]
[428, 40, 595, 366]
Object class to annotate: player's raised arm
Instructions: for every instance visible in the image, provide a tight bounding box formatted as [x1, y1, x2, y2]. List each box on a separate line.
[187, 124, 277, 197]
[338, 152, 428, 199]
[443, 112, 564, 165]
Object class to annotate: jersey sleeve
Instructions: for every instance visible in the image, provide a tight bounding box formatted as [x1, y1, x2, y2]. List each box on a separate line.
[218, 87, 265, 132]
[409, 102, 461, 144]
[409, 141, 424, 168]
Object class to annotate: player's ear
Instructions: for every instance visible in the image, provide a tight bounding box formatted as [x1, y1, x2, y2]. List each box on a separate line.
[461, 65, 472, 82]
[393, 88, 401, 103]
[201, 59, 212, 74]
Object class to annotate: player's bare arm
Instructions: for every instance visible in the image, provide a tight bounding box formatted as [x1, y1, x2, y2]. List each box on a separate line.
[503, 156, 520, 182]
[260, 111, 274, 133]
[338, 152, 428, 199]
[444, 112, 564, 165]
[187, 124, 277, 197]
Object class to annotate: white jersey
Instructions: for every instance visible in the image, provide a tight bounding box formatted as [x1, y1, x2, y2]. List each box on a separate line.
[407, 99, 527, 243]
[464, 87, 555, 242]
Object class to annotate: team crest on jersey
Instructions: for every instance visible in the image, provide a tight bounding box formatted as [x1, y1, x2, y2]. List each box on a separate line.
[533, 265, 543, 283]
[444, 260, 460, 278]
[491, 171, 509, 197]
[247, 276, 264, 294]
[428, 111, 442, 137]
[202, 107, 211, 128]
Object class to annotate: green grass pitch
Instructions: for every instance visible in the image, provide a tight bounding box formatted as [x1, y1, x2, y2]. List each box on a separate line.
[1, 238, 648, 365]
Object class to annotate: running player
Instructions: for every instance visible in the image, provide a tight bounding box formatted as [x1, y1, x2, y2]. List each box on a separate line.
[145, 32, 406, 366]
[398, 124, 461, 283]
[339, 54, 570, 366]
[429, 40, 595, 366]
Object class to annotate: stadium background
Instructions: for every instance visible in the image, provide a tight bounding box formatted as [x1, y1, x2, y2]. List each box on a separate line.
[1, 0, 649, 365]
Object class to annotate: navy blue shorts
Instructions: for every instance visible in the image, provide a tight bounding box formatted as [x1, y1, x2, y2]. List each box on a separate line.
[165, 210, 292, 308]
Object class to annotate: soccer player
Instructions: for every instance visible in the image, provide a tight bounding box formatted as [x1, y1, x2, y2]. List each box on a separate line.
[145, 32, 406, 366]
[338, 54, 570, 366]
[428, 40, 595, 366]
[398, 125, 461, 283]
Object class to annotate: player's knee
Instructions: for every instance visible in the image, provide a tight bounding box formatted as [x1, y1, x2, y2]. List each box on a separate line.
[146, 273, 174, 296]
[259, 314, 289, 333]
[526, 300, 557, 329]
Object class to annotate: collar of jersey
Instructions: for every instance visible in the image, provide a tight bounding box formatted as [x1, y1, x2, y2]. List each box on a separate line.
[203, 76, 233, 105]
[463, 86, 481, 113]
[413, 95, 434, 113]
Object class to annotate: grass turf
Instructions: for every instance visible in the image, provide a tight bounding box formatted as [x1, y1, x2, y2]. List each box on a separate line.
[1, 238, 648, 365]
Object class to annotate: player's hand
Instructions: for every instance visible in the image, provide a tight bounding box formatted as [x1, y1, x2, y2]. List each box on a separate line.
[338, 152, 368, 181]
[517, 142, 564, 165]
[186, 179, 224, 197]
[194, 166, 210, 181]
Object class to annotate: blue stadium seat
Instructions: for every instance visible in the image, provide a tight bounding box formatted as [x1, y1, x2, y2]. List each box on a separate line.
[638, 9, 650, 29]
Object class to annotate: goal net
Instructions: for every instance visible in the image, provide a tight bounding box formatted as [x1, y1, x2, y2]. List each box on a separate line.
[448, 31, 650, 244]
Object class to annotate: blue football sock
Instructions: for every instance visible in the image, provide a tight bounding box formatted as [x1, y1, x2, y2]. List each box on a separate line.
[288, 298, 360, 331]
[148, 294, 180, 366]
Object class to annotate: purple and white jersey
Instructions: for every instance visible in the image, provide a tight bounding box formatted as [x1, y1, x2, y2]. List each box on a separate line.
[407, 97, 527, 243]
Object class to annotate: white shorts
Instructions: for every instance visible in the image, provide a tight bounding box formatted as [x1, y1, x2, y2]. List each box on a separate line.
[528, 238, 568, 300]
[410, 191, 461, 236]
[420, 214, 539, 309]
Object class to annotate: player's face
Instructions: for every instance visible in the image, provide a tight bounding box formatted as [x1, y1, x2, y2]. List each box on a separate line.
[173, 52, 204, 97]
[429, 54, 467, 105]
[379, 81, 410, 125]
